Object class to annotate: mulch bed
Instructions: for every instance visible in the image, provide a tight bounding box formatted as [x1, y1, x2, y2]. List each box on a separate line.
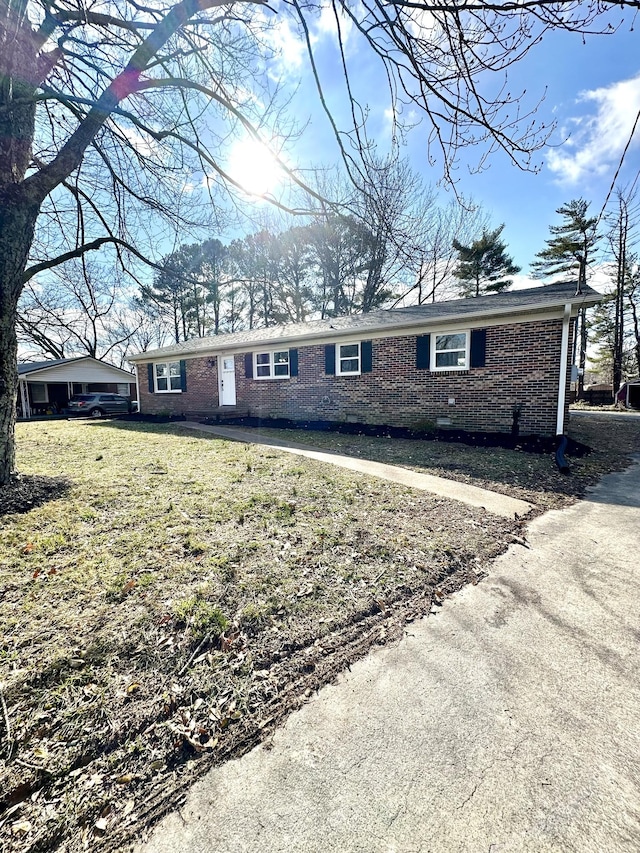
[0, 475, 70, 517]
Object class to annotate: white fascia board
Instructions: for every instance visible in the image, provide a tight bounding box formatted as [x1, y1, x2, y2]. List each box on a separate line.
[22, 357, 134, 380]
[128, 295, 600, 363]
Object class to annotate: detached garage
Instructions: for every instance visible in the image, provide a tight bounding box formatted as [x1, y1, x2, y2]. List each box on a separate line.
[616, 378, 640, 410]
[17, 357, 136, 419]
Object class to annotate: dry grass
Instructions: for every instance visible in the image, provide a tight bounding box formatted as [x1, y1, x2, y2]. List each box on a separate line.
[0, 414, 638, 852]
[255, 413, 640, 512]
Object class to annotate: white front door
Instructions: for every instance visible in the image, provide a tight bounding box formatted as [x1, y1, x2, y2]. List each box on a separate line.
[219, 355, 237, 406]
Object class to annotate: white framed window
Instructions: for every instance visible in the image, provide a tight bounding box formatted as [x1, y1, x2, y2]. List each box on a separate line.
[337, 342, 361, 376]
[155, 361, 182, 392]
[432, 332, 469, 371]
[30, 382, 48, 403]
[255, 350, 290, 379]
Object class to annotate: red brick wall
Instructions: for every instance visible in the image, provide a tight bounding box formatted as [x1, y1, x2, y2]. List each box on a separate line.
[136, 358, 219, 416]
[137, 318, 572, 436]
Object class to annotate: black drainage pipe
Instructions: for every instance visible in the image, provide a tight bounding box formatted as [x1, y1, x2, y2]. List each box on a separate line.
[555, 434, 571, 475]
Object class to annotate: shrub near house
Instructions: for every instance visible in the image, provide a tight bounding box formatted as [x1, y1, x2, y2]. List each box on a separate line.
[128, 283, 602, 437]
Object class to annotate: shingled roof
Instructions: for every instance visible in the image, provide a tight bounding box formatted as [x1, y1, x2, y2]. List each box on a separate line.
[18, 356, 134, 378]
[128, 281, 601, 363]
[18, 358, 78, 375]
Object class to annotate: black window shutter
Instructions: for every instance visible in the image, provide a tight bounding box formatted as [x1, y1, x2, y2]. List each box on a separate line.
[147, 363, 155, 393]
[470, 329, 487, 368]
[244, 352, 253, 378]
[289, 348, 298, 377]
[179, 359, 187, 392]
[361, 340, 372, 373]
[325, 344, 336, 375]
[416, 335, 431, 370]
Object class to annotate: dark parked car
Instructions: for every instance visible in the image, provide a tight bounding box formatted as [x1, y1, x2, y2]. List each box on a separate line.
[67, 393, 132, 417]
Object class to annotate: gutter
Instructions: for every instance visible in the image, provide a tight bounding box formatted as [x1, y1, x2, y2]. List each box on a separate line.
[556, 302, 572, 436]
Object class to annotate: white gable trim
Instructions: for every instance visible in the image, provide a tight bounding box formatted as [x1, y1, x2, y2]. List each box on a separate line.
[20, 357, 134, 383]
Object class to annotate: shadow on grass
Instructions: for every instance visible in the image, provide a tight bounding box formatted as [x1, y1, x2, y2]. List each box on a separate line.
[0, 474, 70, 516]
[92, 416, 582, 490]
[94, 413, 589, 454]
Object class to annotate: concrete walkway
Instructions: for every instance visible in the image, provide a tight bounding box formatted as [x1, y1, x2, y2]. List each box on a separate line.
[179, 422, 532, 519]
[139, 459, 640, 853]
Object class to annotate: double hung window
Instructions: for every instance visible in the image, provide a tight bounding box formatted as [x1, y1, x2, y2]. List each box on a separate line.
[433, 333, 468, 370]
[255, 350, 290, 379]
[155, 361, 182, 391]
[336, 343, 361, 375]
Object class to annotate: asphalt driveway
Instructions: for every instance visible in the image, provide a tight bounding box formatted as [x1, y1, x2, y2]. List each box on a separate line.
[138, 457, 640, 853]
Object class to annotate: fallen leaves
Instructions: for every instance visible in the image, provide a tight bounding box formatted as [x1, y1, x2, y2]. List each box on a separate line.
[11, 820, 32, 836]
[12, 417, 632, 853]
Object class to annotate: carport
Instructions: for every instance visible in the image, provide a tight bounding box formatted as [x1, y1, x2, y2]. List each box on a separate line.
[17, 357, 135, 419]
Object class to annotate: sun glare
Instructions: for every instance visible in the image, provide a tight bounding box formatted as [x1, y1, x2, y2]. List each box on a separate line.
[227, 137, 284, 197]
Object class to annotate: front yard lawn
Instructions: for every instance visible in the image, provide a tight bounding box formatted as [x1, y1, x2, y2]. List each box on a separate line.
[1, 415, 638, 852]
[254, 412, 640, 511]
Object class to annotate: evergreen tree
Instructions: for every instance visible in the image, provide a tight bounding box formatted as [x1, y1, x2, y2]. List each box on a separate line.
[532, 199, 599, 399]
[531, 199, 598, 288]
[140, 247, 197, 344]
[452, 225, 520, 298]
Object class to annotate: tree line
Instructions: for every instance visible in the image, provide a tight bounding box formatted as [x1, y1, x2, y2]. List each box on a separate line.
[18, 192, 640, 400]
[530, 194, 640, 397]
[137, 207, 515, 346]
[3, 0, 639, 482]
[17, 172, 498, 359]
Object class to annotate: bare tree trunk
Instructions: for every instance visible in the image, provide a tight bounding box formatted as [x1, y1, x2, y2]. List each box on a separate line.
[576, 256, 588, 401]
[629, 295, 640, 375]
[612, 197, 628, 394]
[0, 189, 41, 482]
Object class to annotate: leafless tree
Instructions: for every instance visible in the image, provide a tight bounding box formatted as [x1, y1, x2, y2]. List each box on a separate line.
[394, 196, 490, 306]
[18, 258, 138, 361]
[1, 0, 638, 481]
[606, 188, 640, 390]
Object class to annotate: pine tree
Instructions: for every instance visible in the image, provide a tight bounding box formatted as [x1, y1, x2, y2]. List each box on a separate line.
[532, 199, 599, 399]
[452, 225, 520, 298]
[531, 199, 598, 289]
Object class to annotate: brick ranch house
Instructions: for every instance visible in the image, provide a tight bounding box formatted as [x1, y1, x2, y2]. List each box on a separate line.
[128, 282, 601, 437]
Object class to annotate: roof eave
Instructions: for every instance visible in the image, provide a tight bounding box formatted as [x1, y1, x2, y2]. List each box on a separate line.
[18, 356, 134, 378]
[128, 291, 600, 364]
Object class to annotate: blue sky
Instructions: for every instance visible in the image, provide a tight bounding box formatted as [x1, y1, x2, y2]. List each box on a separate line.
[235, 5, 640, 286]
[448, 24, 640, 274]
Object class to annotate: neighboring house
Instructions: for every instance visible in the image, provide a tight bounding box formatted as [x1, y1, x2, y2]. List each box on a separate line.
[580, 383, 614, 406]
[17, 357, 136, 419]
[128, 282, 602, 437]
[616, 379, 640, 410]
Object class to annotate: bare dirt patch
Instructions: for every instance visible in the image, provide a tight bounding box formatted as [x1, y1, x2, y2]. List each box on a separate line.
[1, 415, 637, 852]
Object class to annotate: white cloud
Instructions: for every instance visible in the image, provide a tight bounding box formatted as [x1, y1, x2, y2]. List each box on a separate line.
[312, 3, 353, 43]
[547, 74, 640, 184]
[259, 3, 355, 84]
[266, 16, 306, 73]
[511, 267, 612, 294]
[119, 125, 158, 158]
[305, 1, 355, 59]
